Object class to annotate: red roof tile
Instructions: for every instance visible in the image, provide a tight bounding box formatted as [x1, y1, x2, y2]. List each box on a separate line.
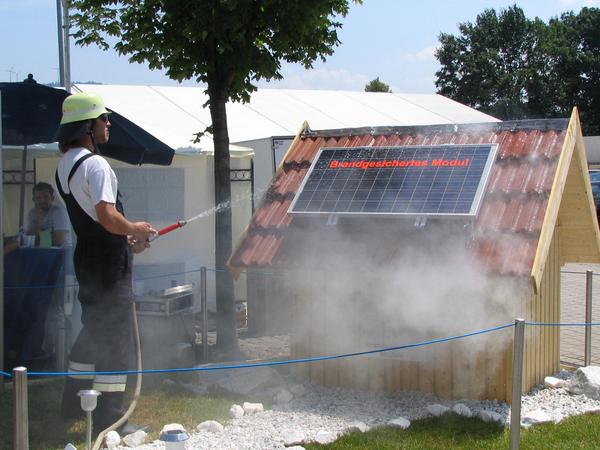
[270, 169, 307, 198]
[230, 120, 568, 277]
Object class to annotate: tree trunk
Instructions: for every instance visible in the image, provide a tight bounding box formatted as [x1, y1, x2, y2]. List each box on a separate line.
[209, 89, 238, 354]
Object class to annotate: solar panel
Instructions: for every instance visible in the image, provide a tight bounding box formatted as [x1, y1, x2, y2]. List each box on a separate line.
[288, 144, 497, 216]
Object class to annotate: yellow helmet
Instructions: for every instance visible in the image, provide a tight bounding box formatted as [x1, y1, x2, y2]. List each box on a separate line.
[55, 92, 111, 143]
[59, 92, 110, 125]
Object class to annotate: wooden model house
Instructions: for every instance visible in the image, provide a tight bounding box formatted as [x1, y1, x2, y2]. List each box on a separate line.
[230, 109, 600, 401]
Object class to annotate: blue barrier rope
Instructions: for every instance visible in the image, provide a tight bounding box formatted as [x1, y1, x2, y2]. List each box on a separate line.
[204, 267, 227, 274]
[5, 266, 598, 290]
[1, 371, 11, 378]
[5, 269, 203, 290]
[1, 322, 514, 379]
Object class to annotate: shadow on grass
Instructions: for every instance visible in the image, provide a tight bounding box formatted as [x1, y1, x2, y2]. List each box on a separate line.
[0, 378, 87, 450]
[1, 375, 249, 450]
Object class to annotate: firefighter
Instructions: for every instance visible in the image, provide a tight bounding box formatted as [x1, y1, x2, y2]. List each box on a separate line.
[54, 92, 155, 434]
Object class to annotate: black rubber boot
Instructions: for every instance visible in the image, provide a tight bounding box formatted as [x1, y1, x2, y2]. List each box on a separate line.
[93, 391, 125, 434]
[61, 378, 92, 419]
[92, 392, 150, 436]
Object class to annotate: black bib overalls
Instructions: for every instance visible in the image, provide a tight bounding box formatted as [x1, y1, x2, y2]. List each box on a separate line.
[56, 152, 134, 430]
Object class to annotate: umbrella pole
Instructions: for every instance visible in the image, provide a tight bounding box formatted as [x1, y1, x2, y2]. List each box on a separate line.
[18, 145, 27, 229]
[1, 90, 5, 389]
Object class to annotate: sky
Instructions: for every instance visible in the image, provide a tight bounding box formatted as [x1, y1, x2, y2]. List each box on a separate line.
[1, 0, 599, 93]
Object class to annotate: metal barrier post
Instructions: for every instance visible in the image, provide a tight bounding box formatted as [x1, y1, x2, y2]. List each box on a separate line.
[56, 314, 66, 371]
[510, 319, 525, 450]
[201, 267, 208, 361]
[585, 270, 593, 366]
[13, 367, 29, 450]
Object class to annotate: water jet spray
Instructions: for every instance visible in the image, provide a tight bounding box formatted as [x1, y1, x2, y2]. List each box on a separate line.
[148, 200, 232, 241]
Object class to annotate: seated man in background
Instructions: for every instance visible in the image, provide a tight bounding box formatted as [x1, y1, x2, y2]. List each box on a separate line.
[25, 182, 72, 246]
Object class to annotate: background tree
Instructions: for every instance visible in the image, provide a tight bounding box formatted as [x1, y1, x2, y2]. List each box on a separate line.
[365, 77, 391, 92]
[555, 8, 600, 134]
[69, 0, 360, 353]
[435, 5, 600, 134]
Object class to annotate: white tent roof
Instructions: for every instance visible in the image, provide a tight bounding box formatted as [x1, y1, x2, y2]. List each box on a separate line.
[71, 85, 253, 157]
[74, 84, 499, 147]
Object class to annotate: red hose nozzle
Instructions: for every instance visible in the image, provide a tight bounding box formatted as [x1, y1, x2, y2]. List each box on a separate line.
[150, 220, 187, 241]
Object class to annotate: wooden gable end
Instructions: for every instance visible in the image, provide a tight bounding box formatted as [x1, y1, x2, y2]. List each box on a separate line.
[531, 108, 600, 292]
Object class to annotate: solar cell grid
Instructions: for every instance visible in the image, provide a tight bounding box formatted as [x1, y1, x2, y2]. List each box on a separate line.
[289, 144, 497, 216]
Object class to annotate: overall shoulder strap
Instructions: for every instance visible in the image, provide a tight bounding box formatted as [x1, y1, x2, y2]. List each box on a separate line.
[55, 152, 97, 200]
[68, 153, 96, 184]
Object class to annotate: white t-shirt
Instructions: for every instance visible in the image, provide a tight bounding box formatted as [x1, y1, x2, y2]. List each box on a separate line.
[26, 203, 72, 245]
[56, 147, 118, 222]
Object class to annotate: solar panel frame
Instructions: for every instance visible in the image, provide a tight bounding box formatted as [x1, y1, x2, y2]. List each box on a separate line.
[288, 144, 498, 217]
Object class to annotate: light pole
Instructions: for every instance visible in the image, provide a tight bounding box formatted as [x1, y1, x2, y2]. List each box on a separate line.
[56, 0, 71, 91]
[6, 68, 17, 82]
[56, 0, 65, 86]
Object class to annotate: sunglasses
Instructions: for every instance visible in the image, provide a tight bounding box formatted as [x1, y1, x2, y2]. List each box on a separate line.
[98, 114, 110, 123]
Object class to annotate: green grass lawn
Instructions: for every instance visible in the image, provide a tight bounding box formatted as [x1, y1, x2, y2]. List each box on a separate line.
[305, 413, 600, 449]
[2, 378, 600, 450]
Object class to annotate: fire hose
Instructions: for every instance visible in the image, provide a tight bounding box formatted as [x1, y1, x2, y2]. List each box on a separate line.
[91, 220, 187, 449]
[92, 303, 142, 450]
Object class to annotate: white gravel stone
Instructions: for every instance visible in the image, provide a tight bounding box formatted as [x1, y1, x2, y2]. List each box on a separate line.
[345, 421, 370, 433]
[479, 410, 504, 424]
[544, 376, 566, 389]
[127, 369, 600, 450]
[313, 429, 337, 444]
[521, 409, 554, 428]
[196, 420, 224, 433]
[583, 405, 600, 414]
[427, 403, 450, 416]
[286, 447, 305, 450]
[122, 430, 147, 447]
[452, 403, 472, 417]
[388, 417, 411, 429]
[64, 444, 77, 450]
[104, 430, 121, 449]
[567, 366, 600, 399]
[229, 404, 245, 419]
[283, 430, 305, 446]
[274, 388, 294, 404]
[243, 401, 265, 414]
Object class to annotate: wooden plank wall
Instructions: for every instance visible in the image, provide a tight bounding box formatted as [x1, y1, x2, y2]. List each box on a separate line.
[523, 228, 561, 393]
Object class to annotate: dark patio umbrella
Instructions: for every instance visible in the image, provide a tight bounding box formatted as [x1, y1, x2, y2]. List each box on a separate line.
[0, 76, 66, 146]
[0, 77, 175, 165]
[98, 109, 175, 166]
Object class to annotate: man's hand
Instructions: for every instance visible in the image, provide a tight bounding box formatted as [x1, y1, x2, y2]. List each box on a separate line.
[128, 236, 150, 254]
[131, 222, 156, 243]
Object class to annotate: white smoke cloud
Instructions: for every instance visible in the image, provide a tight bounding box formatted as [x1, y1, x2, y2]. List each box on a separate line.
[285, 217, 529, 395]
